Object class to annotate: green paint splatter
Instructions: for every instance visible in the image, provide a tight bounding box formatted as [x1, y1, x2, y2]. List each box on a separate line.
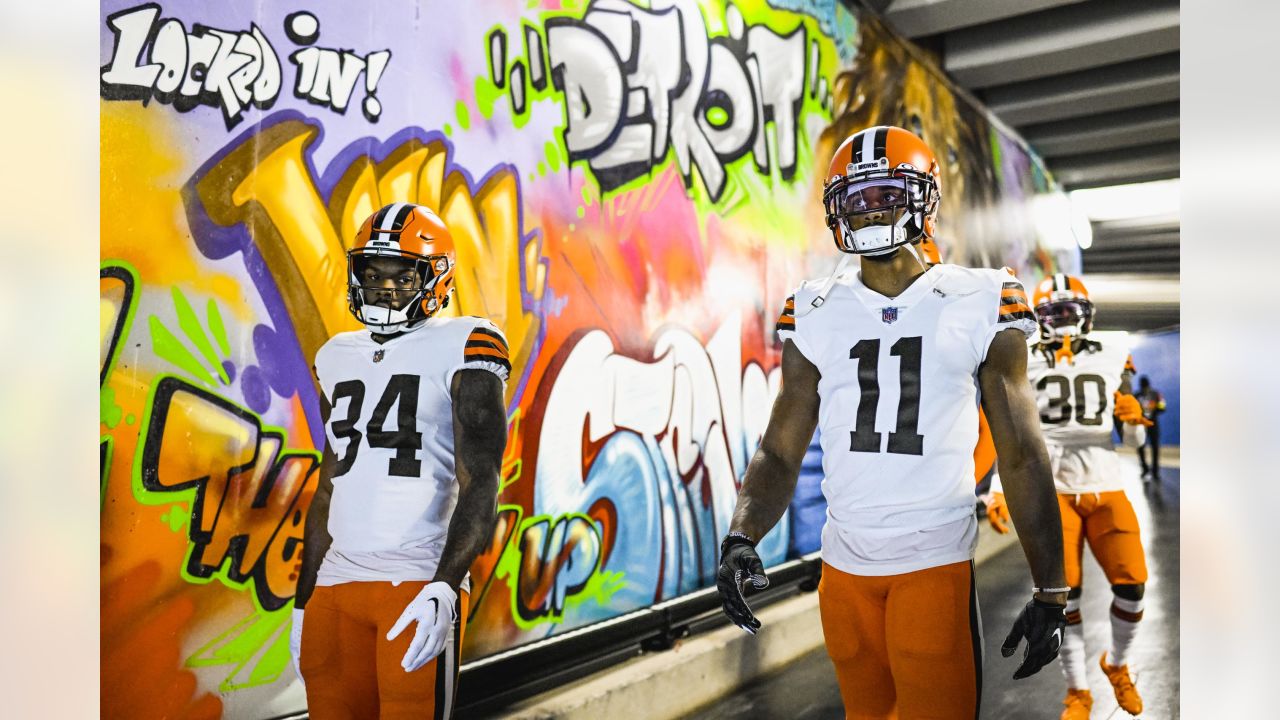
[544, 140, 561, 173]
[100, 386, 123, 429]
[173, 287, 229, 384]
[475, 74, 506, 120]
[151, 316, 218, 387]
[537, 161, 547, 176]
[207, 299, 231, 357]
[705, 106, 729, 127]
[443, 123, 453, 137]
[126, 413, 136, 426]
[160, 504, 189, 532]
[581, 185, 593, 207]
[455, 101, 472, 131]
[528, 172, 536, 183]
[576, 205, 585, 218]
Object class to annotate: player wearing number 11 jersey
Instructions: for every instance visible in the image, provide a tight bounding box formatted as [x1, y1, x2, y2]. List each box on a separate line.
[716, 126, 1069, 719]
[292, 203, 509, 719]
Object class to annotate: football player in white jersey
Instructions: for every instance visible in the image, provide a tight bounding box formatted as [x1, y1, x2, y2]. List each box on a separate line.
[985, 275, 1152, 719]
[716, 126, 1069, 719]
[291, 203, 509, 719]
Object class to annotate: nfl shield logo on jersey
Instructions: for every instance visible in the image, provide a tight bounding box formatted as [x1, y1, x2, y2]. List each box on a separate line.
[373, 349, 386, 363]
[881, 307, 899, 324]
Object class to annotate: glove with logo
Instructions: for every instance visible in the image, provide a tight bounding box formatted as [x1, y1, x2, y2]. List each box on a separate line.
[1114, 392, 1153, 427]
[289, 607, 305, 683]
[1001, 597, 1067, 679]
[387, 581, 458, 672]
[716, 533, 769, 634]
[986, 492, 1011, 534]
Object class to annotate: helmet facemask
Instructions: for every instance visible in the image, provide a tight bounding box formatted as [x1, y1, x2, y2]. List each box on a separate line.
[824, 167, 938, 257]
[1035, 298, 1094, 341]
[347, 250, 452, 334]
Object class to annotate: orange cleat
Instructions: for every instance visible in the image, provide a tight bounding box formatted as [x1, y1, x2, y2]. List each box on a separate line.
[1100, 652, 1143, 715]
[1060, 688, 1093, 720]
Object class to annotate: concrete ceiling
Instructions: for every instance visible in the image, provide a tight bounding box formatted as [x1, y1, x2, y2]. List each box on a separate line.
[872, 0, 1179, 329]
[875, 0, 1179, 191]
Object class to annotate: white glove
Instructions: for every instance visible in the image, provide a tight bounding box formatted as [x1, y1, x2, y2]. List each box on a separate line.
[1121, 422, 1146, 448]
[386, 581, 458, 672]
[290, 607, 305, 683]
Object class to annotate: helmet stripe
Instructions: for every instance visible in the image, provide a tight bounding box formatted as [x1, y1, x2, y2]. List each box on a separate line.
[859, 127, 876, 164]
[380, 202, 409, 231]
[873, 126, 888, 161]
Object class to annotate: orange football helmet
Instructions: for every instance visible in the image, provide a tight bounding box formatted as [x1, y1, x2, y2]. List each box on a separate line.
[347, 203, 456, 333]
[1032, 273, 1094, 340]
[822, 126, 941, 257]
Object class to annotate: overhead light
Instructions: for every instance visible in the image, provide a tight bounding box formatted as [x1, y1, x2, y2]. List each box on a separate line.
[1068, 179, 1180, 222]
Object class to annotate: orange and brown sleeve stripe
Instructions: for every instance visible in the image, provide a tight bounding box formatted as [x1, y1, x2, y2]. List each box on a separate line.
[998, 281, 1034, 323]
[464, 325, 511, 373]
[775, 295, 796, 335]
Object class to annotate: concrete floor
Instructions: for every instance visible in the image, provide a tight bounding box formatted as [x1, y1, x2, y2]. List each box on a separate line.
[687, 453, 1180, 720]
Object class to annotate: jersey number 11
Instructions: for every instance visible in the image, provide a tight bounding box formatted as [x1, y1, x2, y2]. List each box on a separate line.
[848, 337, 924, 456]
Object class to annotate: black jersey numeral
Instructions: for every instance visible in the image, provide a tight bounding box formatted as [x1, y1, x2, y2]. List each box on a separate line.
[328, 375, 424, 477]
[848, 336, 925, 456]
[1037, 373, 1107, 427]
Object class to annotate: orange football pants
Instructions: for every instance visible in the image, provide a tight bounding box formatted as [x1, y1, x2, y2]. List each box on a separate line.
[818, 560, 981, 720]
[300, 581, 469, 720]
[1059, 491, 1148, 587]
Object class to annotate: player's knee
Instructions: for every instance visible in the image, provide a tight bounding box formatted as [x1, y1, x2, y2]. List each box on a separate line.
[1111, 583, 1143, 600]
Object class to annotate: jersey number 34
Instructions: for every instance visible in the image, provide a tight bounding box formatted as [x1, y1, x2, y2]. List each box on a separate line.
[330, 375, 424, 477]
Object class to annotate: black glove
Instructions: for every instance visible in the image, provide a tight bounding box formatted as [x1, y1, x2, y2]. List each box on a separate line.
[716, 533, 769, 634]
[1001, 597, 1067, 679]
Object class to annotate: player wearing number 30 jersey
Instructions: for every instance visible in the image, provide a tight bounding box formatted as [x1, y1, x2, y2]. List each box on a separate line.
[987, 274, 1151, 720]
[292, 203, 509, 720]
[717, 126, 1069, 720]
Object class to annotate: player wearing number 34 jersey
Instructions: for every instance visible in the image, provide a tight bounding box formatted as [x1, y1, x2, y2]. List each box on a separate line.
[292, 203, 509, 720]
[717, 126, 1069, 720]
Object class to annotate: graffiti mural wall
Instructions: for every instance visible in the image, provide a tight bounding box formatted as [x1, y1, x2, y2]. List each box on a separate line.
[100, 0, 1078, 715]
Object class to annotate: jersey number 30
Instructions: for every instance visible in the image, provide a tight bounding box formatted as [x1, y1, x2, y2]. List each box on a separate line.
[1037, 374, 1106, 426]
[848, 337, 924, 455]
[330, 375, 424, 477]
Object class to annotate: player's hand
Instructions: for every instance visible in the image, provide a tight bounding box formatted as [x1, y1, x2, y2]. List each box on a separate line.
[387, 581, 458, 672]
[1114, 392, 1153, 427]
[1001, 598, 1066, 679]
[716, 534, 769, 634]
[289, 607, 305, 683]
[986, 492, 1011, 534]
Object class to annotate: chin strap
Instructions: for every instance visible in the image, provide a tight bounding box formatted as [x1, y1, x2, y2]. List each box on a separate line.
[796, 253, 853, 318]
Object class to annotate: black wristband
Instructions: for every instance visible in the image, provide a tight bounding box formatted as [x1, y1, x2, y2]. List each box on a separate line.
[720, 531, 756, 558]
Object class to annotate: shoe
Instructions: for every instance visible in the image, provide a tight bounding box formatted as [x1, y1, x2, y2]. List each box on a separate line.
[1139, 468, 1150, 478]
[1060, 688, 1093, 719]
[1100, 652, 1143, 715]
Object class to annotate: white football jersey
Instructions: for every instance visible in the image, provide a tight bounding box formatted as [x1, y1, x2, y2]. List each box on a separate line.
[778, 264, 1036, 576]
[312, 315, 509, 586]
[1025, 330, 1134, 494]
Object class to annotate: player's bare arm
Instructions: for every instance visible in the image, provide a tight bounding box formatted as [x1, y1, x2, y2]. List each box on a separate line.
[980, 327, 1069, 679]
[290, 393, 335, 682]
[433, 368, 508, 588]
[297, 393, 336, 611]
[717, 340, 820, 632]
[980, 328, 1067, 601]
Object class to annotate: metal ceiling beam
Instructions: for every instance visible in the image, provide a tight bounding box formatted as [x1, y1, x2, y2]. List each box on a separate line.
[1023, 102, 1180, 158]
[983, 53, 1179, 126]
[882, 0, 1087, 39]
[944, 0, 1179, 89]
[1049, 141, 1180, 189]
